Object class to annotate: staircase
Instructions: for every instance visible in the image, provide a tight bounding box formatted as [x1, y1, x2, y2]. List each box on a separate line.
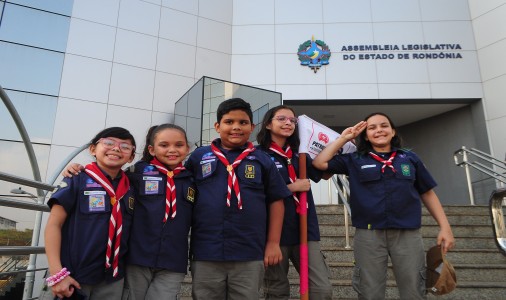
[180, 204, 506, 299]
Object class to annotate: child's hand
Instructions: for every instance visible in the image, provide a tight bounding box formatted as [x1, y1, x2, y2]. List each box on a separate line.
[288, 179, 311, 193]
[264, 241, 283, 267]
[437, 226, 455, 254]
[62, 163, 84, 177]
[51, 275, 81, 299]
[340, 121, 367, 142]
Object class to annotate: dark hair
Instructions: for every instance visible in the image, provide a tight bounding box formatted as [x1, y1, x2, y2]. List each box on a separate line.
[356, 112, 402, 154]
[216, 98, 253, 123]
[257, 105, 299, 151]
[90, 127, 136, 148]
[141, 124, 188, 162]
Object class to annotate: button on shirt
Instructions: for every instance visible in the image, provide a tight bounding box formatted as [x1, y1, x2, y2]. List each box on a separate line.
[326, 148, 437, 229]
[186, 139, 292, 261]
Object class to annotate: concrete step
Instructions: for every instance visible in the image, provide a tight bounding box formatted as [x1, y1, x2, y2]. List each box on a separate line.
[318, 223, 495, 237]
[317, 213, 492, 226]
[315, 205, 490, 216]
[319, 234, 500, 250]
[321, 247, 506, 265]
[179, 278, 506, 299]
[285, 261, 506, 282]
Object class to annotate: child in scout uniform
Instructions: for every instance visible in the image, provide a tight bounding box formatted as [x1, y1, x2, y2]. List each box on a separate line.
[123, 124, 195, 299]
[256, 105, 333, 300]
[185, 98, 292, 300]
[313, 112, 455, 300]
[43, 127, 136, 299]
[61, 124, 195, 299]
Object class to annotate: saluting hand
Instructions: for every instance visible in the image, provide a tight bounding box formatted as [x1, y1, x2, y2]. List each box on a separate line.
[340, 121, 367, 142]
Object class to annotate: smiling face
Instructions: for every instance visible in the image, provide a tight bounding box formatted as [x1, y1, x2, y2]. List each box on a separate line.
[365, 114, 396, 152]
[148, 128, 189, 170]
[267, 108, 296, 146]
[90, 137, 135, 177]
[214, 109, 254, 150]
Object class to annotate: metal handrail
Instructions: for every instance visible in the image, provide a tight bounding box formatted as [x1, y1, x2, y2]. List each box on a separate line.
[454, 146, 506, 205]
[0, 84, 91, 299]
[330, 174, 352, 249]
[489, 188, 506, 256]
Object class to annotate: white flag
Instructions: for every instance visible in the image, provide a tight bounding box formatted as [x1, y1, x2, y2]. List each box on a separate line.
[298, 114, 356, 159]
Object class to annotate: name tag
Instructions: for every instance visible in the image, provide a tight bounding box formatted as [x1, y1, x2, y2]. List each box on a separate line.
[361, 164, 377, 169]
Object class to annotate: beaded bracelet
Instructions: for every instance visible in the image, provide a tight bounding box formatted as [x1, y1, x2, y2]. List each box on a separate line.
[46, 267, 71, 287]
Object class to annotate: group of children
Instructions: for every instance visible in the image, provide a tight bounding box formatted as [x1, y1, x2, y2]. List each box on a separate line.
[41, 98, 454, 300]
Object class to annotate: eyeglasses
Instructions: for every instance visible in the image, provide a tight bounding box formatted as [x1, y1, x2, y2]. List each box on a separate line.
[97, 138, 135, 153]
[273, 115, 298, 125]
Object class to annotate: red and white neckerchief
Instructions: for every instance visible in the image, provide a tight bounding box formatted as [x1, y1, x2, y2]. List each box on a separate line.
[268, 142, 304, 213]
[84, 162, 130, 277]
[150, 158, 185, 222]
[211, 141, 255, 209]
[369, 151, 397, 173]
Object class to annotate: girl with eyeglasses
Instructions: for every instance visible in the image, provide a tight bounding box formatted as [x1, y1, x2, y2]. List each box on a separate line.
[60, 124, 196, 300]
[42, 127, 136, 299]
[257, 105, 333, 300]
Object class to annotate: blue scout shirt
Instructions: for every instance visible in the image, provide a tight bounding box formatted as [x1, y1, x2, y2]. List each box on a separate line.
[48, 172, 134, 284]
[326, 148, 437, 229]
[126, 161, 195, 273]
[186, 139, 292, 261]
[259, 146, 322, 246]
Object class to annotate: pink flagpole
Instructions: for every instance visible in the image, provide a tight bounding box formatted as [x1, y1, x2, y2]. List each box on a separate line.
[299, 153, 309, 300]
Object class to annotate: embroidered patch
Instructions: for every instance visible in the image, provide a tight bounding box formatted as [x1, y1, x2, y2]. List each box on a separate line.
[142, 165, 159, 175]
[245, 165, 255, 179]
[200, 158, 215, 164]
[54, 181, 68, 193]
[145, 181, 159, 194]
[202, 162, 212, 177]
[85, 178, 101, 188]
[187, 187, 195, 202]
[87, 192, 106, 212]
[202, 152, 216, 160]
[274, 161, 283, 169]
[128, 197, 135, 210]
[401, 164, 411, 176]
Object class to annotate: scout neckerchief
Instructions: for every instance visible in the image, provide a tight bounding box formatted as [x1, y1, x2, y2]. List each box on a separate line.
[84, 162, 130, 277]
[211, 141, 255, 209]
[150, 157, 185, 222]
[369, 151, 397, 173]
[268, 142, 303, 213]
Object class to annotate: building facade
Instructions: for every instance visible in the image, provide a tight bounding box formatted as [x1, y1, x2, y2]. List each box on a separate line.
[1, 0, 506, 296]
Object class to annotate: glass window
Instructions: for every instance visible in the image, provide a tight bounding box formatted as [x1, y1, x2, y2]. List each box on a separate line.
[0, 140, 50, 231]
[0, 90, 57, 144]
[7, 0, 74, 16]
[0, 3, 71, 52]
[174, 77, 282, 147]
[0, 41, 64, 95]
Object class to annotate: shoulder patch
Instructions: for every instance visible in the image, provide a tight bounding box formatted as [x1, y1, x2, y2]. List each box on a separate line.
[53, 181, 68, 193]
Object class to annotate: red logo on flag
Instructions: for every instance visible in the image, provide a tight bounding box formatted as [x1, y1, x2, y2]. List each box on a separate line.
[318, 132, 329, 144]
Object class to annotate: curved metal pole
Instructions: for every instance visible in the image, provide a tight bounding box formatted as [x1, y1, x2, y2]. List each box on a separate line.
[0, 84, 43, 300]
[490, 188, 506, 256]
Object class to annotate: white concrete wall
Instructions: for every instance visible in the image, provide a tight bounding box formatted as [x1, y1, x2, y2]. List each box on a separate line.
[468, 0, 506, 159]
[231, 0, 482, 101]
[48, 0, 233, 176]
